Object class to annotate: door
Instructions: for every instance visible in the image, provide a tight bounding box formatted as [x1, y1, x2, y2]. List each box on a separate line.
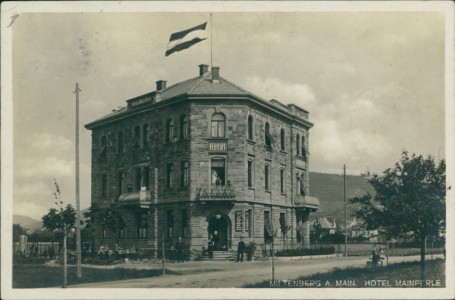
[208, 216, 228, 250]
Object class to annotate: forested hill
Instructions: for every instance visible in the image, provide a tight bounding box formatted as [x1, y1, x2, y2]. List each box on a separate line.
[309, 172, 375, 223]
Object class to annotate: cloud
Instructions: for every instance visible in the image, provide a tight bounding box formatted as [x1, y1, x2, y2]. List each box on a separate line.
[14, 201, 49, 222]
[244, 76, 318, 109]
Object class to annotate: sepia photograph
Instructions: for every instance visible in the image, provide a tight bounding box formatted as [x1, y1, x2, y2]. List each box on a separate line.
[1, 1, 454, 299]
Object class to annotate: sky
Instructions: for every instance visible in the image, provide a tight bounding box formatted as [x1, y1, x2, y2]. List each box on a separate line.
[7, 7, 449, 220]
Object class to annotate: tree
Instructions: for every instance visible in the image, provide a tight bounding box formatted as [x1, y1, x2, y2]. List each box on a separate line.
[13, 224, 27, 242]
[84, 202, 125, 248]
[349, 151, 445, 282]
[42, 179, 76, 288]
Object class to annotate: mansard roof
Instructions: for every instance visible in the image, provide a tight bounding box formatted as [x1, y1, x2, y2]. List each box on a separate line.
[85, 68, 313, 129]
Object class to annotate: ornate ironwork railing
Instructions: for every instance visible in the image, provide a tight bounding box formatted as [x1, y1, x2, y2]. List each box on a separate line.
[197, 184, 236, 201]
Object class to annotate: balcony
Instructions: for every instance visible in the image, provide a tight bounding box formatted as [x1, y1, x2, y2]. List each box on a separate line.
[197, 184, 236, 202]
[119, 187, 152, 208]
[294, 195, 320, 210]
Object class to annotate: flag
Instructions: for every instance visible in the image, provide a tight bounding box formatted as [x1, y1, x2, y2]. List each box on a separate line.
[165, 22, 207, 57]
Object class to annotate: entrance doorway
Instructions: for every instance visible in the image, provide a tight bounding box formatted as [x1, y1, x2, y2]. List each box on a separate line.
[208, 215, 229, 250]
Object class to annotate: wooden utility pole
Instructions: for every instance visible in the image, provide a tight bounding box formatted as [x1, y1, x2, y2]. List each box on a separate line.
[344, 164, 347, 257]
[74, 83, 82, 278]
[63, 228, 67, 288]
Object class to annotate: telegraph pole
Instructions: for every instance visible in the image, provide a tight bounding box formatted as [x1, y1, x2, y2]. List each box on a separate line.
[344, 164, 347, 257]
[74, 83, 82, 278]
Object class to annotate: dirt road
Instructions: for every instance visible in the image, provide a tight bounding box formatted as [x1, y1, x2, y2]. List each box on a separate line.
[73, 255, 441, 288]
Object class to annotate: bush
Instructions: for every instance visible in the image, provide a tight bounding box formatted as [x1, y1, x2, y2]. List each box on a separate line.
[275, 246, 335, 257]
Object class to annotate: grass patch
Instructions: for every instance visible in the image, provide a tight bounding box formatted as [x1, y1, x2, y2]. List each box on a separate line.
[245, 259, 445, 288]
[13, 264, 168, 288]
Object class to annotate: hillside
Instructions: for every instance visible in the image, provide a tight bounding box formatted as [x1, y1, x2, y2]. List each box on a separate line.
[13, 215, 42, 231]
[309, 172, 374, 223]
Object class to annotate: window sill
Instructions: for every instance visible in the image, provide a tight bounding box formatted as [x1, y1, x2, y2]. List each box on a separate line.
[247, 139, 256, 145]
[248, 187, 255, 190]
[265, 190, 271, 193]
[264, 146, 272, 151]
[280, 150, 288, 155]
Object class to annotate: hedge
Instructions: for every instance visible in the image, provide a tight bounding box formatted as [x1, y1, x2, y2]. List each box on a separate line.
[275, 246, 335, 257]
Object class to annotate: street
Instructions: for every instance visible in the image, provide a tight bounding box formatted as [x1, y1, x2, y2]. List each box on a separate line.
[72, 255, 441, 288]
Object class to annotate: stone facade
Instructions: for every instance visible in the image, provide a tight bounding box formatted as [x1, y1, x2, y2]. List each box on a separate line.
[85, 64, 319, 258]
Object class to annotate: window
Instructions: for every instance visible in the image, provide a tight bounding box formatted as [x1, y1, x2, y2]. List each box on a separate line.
[100, 136, 107, 157]
[264, 211, 273, 243]
[143, 124, 149, 147]
[280, 128, 285, 151]
[247, 115, 254, 140]
[118, 228, 125, 238]
[137, 213, 148, 238]
[135, 167, 142, 191]
[134, 126, 140, 149]
[181, 115, 189, 140]
[117, 170, 124, 195]
[166, 119, 174, 142]
[180, 160, 189, 188]
[101, 172, 107, 197]
[211, 113, 225, 138]
[279, 213, 287, 237]
[117, 131, 124, 153]
[143, 167, 150, 190]
[265, 164, 270, 190]
[301, 135, 307, 159]
[166, 162, 174, 189]
[265, 122, 272, 147]
[102, 228, 107, 239]
[280, 168, 285, 194]
[181, 209, 188, 237]
[167, 210, 174, 238]
[247, 159, 254, 188]
[245, 209, 252, 237]
[296, 134, 300, 155]
[211, 158, 226, 186]
[297, 172, 306, 196]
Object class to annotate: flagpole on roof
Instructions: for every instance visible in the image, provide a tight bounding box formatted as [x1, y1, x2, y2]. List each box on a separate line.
[210, 13, 213, 67]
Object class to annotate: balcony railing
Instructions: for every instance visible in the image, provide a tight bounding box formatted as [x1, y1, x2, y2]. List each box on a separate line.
[294, 195, 320, 210]
[119, 187, 152, 208]
[197, 184, 236, 201]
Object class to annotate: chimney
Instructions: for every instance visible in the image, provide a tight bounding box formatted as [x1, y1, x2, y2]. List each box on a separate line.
[211, 66, 220, 82]
[156, 80, 167, 91]
[199, 64, 209, 76]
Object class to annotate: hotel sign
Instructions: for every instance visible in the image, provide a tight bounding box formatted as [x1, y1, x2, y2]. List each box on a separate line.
[209, 142, 227, 152]
[235, 211, 243, 232]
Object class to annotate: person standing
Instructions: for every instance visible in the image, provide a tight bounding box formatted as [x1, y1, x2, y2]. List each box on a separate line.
[236, 238, 245, 262]
[175, 237, 185, 263]
[208, 235, 214, 259]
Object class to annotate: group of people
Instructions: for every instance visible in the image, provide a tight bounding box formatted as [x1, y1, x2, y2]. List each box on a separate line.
[207, 235, 247, 262]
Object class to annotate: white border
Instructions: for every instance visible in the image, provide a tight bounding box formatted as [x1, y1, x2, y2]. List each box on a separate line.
[1, 1, 454, 299]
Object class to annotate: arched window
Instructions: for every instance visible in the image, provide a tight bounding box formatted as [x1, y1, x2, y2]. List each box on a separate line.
[265, 122, 272, 147]
[247, 115, 254, 140]
[296, 134, 300, 155]
[211, 113, 225, 138]
[280, 128, 285, 151]
[166, 119, 174, 142]
[180, 115, 189, 140]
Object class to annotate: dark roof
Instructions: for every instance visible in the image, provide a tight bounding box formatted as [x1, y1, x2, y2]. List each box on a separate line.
[86, 70, 312, 129]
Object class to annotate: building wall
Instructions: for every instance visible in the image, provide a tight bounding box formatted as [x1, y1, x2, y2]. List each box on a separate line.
[88, 95, 315, 256]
